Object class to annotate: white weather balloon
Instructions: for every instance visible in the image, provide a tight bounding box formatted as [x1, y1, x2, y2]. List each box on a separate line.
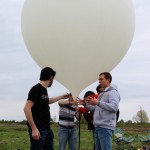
[21, 0, 135, 97]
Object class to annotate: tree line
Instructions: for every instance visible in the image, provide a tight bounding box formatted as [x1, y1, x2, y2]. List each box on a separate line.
[0, 108, 149, 125]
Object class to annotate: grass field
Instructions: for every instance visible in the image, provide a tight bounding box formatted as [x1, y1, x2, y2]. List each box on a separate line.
[0, 122, 150, 150]
[0, 123, 94, 150]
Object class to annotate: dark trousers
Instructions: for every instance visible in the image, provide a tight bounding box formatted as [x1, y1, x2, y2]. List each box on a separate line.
[28, 128, 54, 150]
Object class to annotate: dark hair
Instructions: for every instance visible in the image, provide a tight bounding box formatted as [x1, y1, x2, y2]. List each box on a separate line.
[40, 67, 56, 81]
[84, 91, 95, 98]
[96, 85, 101, 93]
[99, 72, 112, 83]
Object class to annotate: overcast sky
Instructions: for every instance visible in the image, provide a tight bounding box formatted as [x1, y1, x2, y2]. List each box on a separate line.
[0, 0, 150, 122]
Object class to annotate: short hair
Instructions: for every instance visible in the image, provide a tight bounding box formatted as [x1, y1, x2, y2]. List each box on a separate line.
[99, 72, 112, 83]
[40, 67, 56, 81]
[84, 91, 95, 98]
[96, 85, 101, 93]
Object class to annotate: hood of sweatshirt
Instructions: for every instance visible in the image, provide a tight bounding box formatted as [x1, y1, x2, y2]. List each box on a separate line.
[103, 84, 120, 100]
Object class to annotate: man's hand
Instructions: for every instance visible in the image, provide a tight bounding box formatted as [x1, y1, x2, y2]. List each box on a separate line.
[85, 96, 99, 105]
[32, 128, 41, 140]
[49, 93, 71, 104]
[72, 99, 79, 106]
[62, 93, 71, 99]
[75, 106, 80, 111]
[76, 97, 85, 105]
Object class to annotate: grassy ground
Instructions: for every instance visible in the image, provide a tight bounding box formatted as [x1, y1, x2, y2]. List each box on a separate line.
[0, 123, 29, 150]
[0, 123, 94, 150]
[0, 122, 150, 150]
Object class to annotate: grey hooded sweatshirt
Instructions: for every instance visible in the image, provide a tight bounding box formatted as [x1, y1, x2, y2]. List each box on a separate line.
[86, 85, 120, 130]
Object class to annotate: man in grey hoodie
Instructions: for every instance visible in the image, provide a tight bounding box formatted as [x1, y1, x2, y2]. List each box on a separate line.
[85, 72, 120, 150]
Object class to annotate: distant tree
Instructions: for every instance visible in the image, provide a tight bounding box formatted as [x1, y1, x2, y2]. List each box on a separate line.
[132, 107, 149, 123]
[126, 120, 132, 124]
[0, 119, 5, 123]
[118, 119, 124, 124]
[20, 120, 27, 124]
[117, 119, 125, 127]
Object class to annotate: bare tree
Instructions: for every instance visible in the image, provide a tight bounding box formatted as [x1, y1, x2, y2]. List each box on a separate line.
[132, 107, 149, 123]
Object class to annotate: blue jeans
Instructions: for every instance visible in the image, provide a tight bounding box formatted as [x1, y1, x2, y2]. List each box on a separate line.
[58, 126, 77, 150]
[28, 128, 54, 150]
[94, 127, 113, 150]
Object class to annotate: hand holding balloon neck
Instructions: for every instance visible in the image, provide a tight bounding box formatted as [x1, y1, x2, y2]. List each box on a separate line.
[84, 96, 98, 105]
[72, 100, 79, 106]
[61, 93, 71, 99]
[67, 95, 79, 106]
[76, 97, 85, 105]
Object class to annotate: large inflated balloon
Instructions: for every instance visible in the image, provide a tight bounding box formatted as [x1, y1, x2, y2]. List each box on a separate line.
[21, 0, 135, 97]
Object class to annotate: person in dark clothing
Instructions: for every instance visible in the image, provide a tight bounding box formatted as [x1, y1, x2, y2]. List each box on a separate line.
[24, 67, 70, 150]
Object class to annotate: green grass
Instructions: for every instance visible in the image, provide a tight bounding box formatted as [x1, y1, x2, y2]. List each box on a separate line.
[0, 123, 29, 150]
[0, 123, 94, 150]
[0, 122, 150, 150]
